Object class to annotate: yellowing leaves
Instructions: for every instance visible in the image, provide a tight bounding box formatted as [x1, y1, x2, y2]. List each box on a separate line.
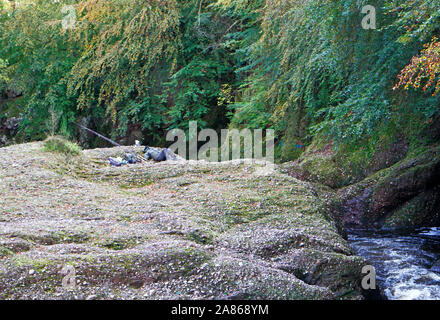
[394, 36, 440, 96]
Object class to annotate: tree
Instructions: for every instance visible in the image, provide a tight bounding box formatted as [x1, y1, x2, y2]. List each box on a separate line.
[385, 0, 440, 43]
[394, 36, 440, 96]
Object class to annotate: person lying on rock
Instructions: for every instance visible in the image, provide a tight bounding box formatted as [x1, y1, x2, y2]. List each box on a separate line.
[108, 153, 138, 166]
[143, 146, 178, 162]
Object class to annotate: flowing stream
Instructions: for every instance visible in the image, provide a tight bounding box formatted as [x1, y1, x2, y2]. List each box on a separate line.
[348, 227, 440, 300]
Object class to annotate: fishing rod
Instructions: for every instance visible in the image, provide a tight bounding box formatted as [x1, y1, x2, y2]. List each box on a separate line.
[74, 123, 146, 163]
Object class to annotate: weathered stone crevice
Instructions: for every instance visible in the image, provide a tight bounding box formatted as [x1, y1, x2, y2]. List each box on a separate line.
[283, 140, 440, 231]
[335, 145, 440, 229]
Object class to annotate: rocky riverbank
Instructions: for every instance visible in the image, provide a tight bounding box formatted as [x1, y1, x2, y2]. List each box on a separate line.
[0, 140, 370, 300]
[283, 142, 440, 231]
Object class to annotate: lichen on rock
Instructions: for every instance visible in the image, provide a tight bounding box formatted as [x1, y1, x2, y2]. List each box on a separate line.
[0, 141, 369, 299]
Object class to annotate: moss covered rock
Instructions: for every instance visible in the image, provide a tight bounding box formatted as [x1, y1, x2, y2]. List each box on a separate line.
[334, 145, 440, 229]
[0, 141, 370, 299]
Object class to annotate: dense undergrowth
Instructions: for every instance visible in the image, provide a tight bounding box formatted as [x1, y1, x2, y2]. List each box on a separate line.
[0, 0, 439, 165]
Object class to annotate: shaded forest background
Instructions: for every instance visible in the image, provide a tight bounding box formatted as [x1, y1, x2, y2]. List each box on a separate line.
[0, 0, 439, 163]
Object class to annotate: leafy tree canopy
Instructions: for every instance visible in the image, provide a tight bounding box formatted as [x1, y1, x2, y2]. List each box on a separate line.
[1, 0, 439, 156]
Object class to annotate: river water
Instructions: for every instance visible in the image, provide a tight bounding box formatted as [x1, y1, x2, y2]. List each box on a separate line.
[348, 227, 440, 300]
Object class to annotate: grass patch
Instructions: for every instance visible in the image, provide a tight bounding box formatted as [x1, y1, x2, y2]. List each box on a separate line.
[0, 246, 14, 258]
[13, 256, 55, 270]
[100, 237, 140, 250]
[43, 136, 82, 156]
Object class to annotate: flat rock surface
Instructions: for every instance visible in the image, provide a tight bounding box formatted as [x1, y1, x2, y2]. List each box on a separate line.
[0, 142, 366, 299]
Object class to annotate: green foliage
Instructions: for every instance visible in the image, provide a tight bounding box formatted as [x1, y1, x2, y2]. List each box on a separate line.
[162, 0, 238, 133]
[0, 246, 14, 258]
[0, 58, 8, 90]
[1, 0, 439, 162]
[0, 0, 242, 145]
[384, 0, 440, 43]
[277, 144, 303, 163]
[0, 0, 82, 140]
[43, 136, 82, 156]
[228, 0, 439, 155]
[67, 0, 182, 141]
